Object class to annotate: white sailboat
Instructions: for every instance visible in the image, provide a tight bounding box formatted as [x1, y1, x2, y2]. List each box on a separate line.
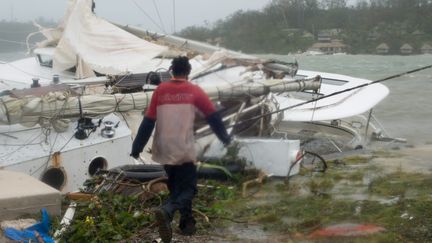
[0, 0, 391, 192]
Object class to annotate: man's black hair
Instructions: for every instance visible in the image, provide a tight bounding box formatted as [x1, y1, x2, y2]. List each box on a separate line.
[171, 56, 191, 77]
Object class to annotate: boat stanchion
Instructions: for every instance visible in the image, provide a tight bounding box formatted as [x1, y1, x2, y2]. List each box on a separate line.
[31, 78, 41, 88]
[52, 74, 60, 84]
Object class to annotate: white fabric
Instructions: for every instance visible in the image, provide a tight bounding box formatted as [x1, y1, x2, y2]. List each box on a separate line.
[0, 78, 320, 130]
[30, 23, 63, 49]
[0, 92, 153, 131]
[53, 0, 167, 78]
[204, 77, 321, 100]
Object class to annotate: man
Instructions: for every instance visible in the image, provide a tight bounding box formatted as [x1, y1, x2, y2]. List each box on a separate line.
[131, 56, 231, 242]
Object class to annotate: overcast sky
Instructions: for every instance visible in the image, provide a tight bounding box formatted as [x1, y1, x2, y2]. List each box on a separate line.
[0, 0, 272, 33]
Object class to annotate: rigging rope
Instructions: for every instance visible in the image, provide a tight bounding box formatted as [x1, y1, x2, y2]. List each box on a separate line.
[0, 131, 44, 159]
[227, 64, 432, 129]
[172, 0, 176, 33]
[0, 37, 31, 46]
[152, 0, 166, 33]
[131, 0, 166, 34]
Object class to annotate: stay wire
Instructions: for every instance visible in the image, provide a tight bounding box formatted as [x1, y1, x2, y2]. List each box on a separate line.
[309, 77, 322, 122]
[30, 130, 60, 176]
[31, 91, 86, 176]
[0, 131, 44, 159]
[0, 37, 35, 47]
[132, 0, 166, 34]
[306, 77, 342, 152]
[227, 64, 432, 130]
[30, 93, 72, 175]
[30, 133, 75, 176]
[172, 0, 176, 33]
[152, 0, 166, 33]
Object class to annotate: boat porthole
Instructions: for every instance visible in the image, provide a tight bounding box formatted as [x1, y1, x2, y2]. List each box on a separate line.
[41, 167, 66, 190]
[89, 157, 108, 176]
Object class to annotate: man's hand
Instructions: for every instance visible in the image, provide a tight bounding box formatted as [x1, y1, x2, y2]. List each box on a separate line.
[223, 135, 232, 146]
[130, 152, 139, 159]
[207, 111, 232, 146]
[131, 117, 156, 160]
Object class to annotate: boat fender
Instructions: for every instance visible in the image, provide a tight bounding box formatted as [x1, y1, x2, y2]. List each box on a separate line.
[110, 163, 243, 181]
[110, 164, 164, 172]
[109, 164, 166, 182]
[120, 171, 166, 182]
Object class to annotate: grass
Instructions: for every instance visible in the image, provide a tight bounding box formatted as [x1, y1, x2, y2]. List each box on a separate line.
[372, 149, 403, 158]
[218, 181, 432, 242]
[55, 148, 432, 242]
[203, 152, 432, 242]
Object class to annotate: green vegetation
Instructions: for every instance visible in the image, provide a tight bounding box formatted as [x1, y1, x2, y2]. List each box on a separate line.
[3, 1, 431, 55]
[370, 171, 432, 197]
[59, 193, 156, 242]
[57, 171, 251, 242]
[177, 0, 432, 54]
[56, 149, 432, 242]
[218, 155, 432, 242]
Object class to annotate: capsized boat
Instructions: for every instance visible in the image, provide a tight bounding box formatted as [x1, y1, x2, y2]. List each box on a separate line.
[0, 0, 393, 192]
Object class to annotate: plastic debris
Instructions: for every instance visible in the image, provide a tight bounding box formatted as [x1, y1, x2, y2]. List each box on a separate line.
[1, 219, 37, 231]
[3, 208, 54, 243]
[309, 223, 385, 238]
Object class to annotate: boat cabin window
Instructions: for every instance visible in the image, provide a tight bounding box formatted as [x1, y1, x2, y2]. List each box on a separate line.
[37, 54, 53, 68]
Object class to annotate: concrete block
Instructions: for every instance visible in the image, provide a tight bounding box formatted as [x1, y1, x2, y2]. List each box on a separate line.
[0, 170, 61, 221]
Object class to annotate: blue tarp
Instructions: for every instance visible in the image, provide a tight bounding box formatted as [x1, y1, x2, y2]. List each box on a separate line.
[4, 208, 54, 243]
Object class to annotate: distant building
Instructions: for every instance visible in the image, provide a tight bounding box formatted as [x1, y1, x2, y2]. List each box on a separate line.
[308, 39, 347, 54]
[317, 32, 332, 42]
[376, 43, 389, 54]
[400, 43, 413, 55]
[420, 43, 432, 54]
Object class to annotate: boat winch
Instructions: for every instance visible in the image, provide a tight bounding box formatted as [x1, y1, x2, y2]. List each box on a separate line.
[31, 78, 41, 88]
[101, 120, 116, 138]
[75, 117, 99, 140]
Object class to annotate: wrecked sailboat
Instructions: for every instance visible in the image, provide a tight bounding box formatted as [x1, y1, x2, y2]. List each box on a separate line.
[0, 0, 391, 191]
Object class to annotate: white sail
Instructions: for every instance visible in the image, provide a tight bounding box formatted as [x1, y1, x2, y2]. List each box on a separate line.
[0, 77, 320, 129]
[0, 92, 152, 131]
[53, 0, 168, 78]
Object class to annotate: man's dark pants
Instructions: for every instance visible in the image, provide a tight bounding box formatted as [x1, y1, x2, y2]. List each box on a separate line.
[161, 162, 197, 227]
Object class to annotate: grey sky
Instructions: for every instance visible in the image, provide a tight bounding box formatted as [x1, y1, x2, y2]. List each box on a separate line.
[0, 0, 271, 33]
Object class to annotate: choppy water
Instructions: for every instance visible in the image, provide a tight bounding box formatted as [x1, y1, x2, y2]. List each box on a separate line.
[2, 52, 432, 144]
[263, 54, 432, 145]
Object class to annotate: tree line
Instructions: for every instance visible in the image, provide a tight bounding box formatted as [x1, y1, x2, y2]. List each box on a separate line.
[177, 0, 432, 54]
[1, 1, 431, 55]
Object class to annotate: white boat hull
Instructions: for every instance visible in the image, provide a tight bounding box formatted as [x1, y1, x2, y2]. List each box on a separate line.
[0, 114, 135, 193]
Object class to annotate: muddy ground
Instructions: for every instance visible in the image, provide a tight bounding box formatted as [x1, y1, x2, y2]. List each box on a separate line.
[148, 144, 432, 242]
[1, 144, 431, 242]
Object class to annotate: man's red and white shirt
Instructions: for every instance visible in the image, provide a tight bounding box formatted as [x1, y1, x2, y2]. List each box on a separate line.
[145, 78, 216, 165]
